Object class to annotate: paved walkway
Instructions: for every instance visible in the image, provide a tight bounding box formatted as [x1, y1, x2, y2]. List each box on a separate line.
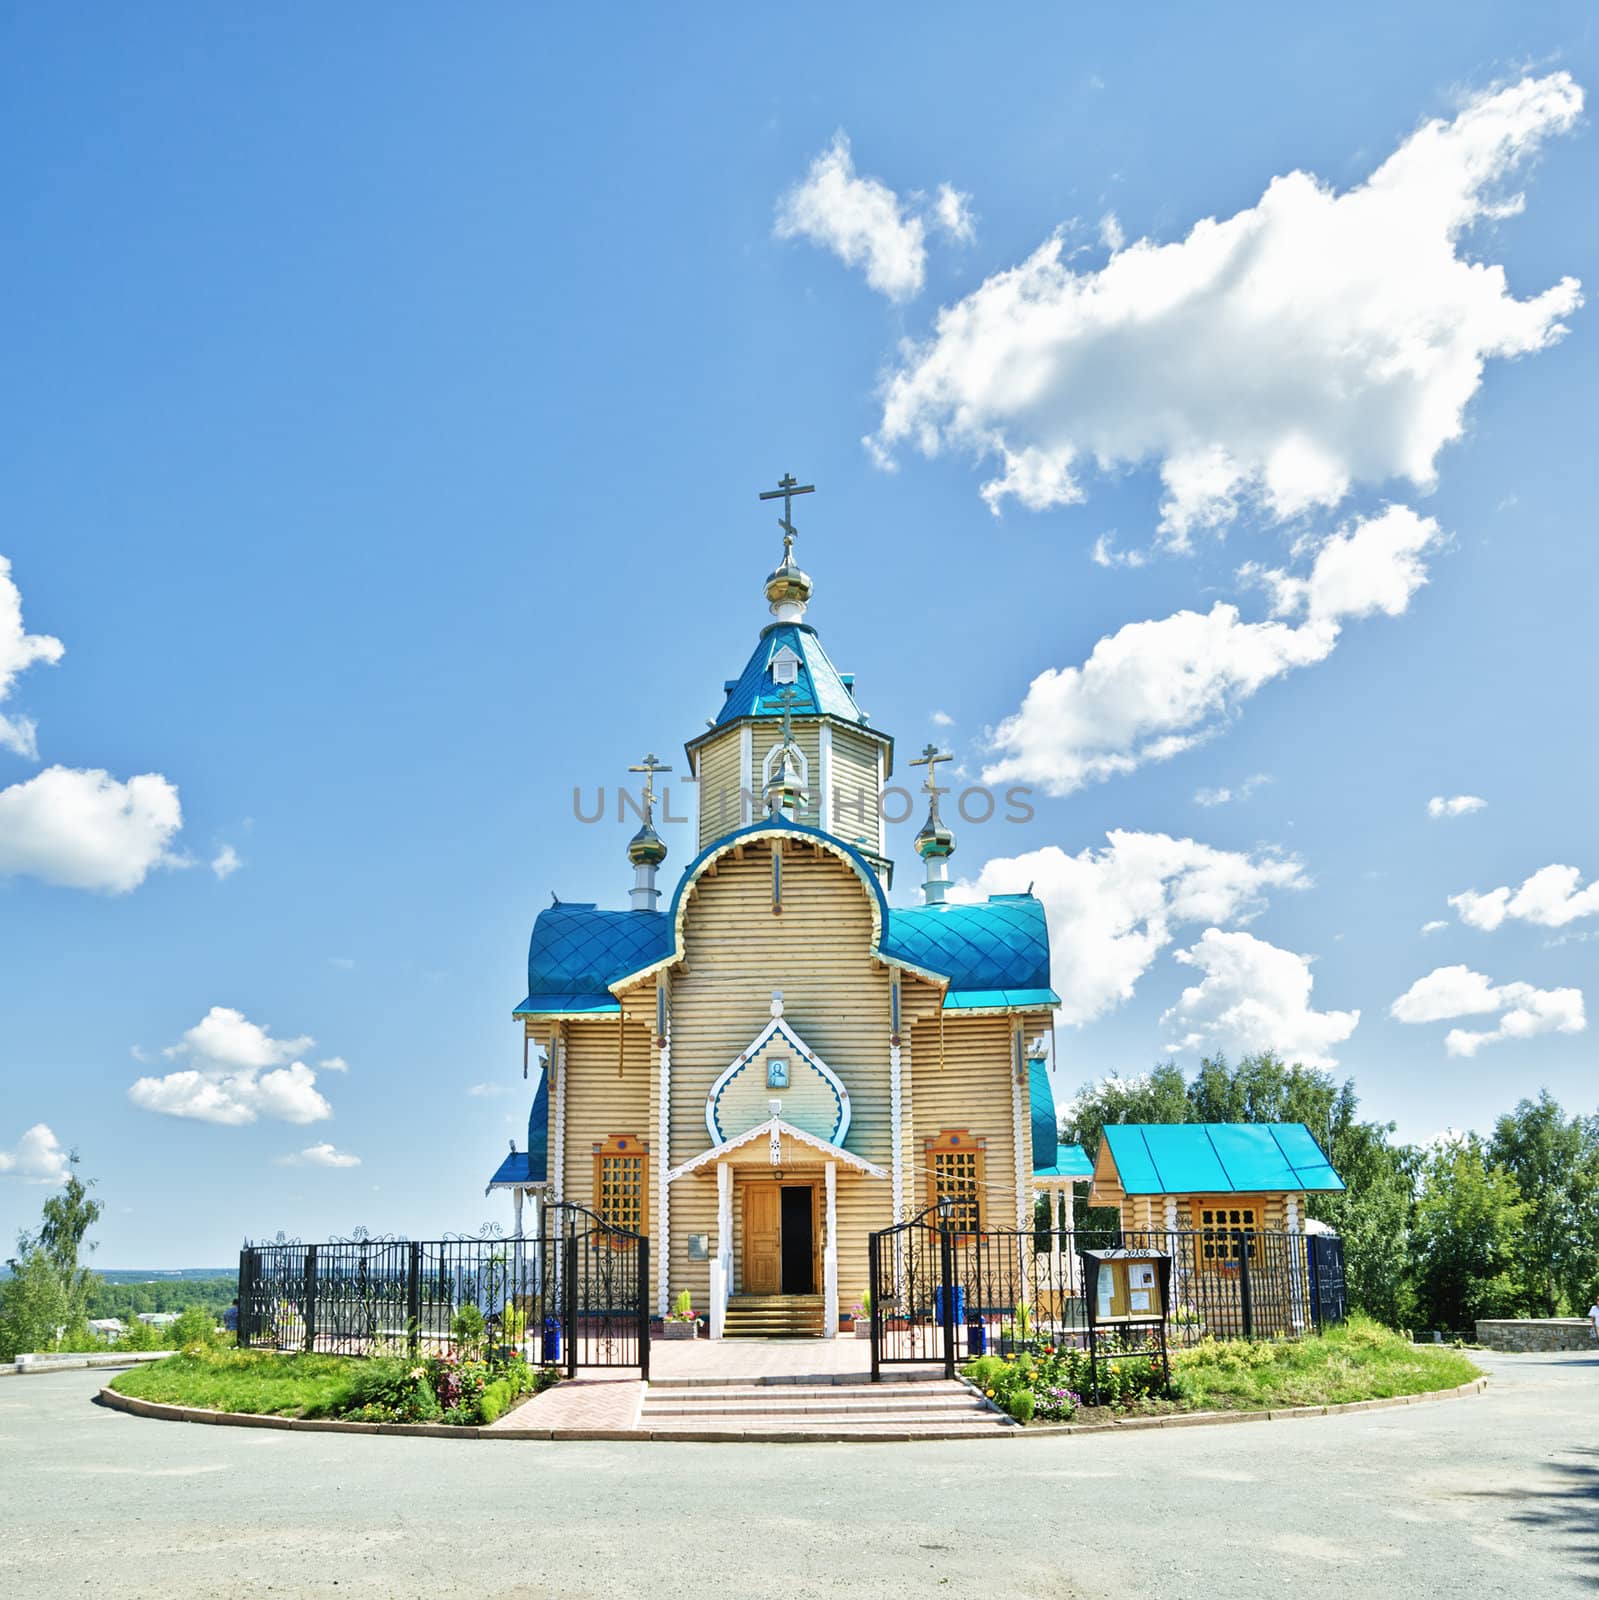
[3, 1351, 1595, 1598]
[486, 1335, 917, 1434]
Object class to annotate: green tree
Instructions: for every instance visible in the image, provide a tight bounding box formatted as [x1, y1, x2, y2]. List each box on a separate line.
[1059, 1062, 1189, 1227]
[1411, 1136, 1529, 1330]
[1488, 1092, 1599, 1315]
[0, 1155, 103, 1361]
[1312, 1119, 1418, 1327]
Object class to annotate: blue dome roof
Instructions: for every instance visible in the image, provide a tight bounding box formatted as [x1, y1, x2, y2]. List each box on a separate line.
[485, 1071, 549, 1190]
[700, 622, 869, 732]
[514, 825, 1058, 1015]
[514, 903, 671, 1016]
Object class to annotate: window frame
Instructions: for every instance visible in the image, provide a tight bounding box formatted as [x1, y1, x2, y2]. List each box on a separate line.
[1192, 1196, 1260, 1272]
[926, 1129, 985, 1239]
[592, 1134, 649, 1243]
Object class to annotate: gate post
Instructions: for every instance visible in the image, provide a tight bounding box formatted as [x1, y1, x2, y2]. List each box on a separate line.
[638, 1237, 651, 1382]
[869, 1234, 881, 1383]
[407, 1242, 423, 1355]
[303, 1245, 318, 1354]
[1238, 1233, 1254, 1339]
[237, 1248, 252, 1350]
[938, 1226, 956, 1381]
[564, 1229, 578, 1381]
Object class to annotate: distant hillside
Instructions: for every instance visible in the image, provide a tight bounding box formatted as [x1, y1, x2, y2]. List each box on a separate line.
[97, 1268, 235, 1283]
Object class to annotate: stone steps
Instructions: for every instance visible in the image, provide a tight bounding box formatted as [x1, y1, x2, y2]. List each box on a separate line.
[639, 1376, 1014, 1435]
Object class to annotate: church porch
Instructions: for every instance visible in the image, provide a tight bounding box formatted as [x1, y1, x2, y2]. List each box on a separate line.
[665, 1117, 888, 1339]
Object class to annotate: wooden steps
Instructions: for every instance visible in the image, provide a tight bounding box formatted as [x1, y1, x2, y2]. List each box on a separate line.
[722, 1294, 825, 1340]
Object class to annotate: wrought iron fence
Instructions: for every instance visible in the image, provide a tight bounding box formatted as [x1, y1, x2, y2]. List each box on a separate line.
[869, 1217, 1345, 1379]
[238, 1206, 650, 1378]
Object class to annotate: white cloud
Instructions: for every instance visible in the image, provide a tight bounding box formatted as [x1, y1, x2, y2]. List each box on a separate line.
[467, 1082, 509, 1098]
[277, 1143, 361, 1169]
[1420, 919, 1449, 936]
[985, 505, 1440, 794]
[953, 831, 1306, 1025]
[317, 1055, 349, 1074]
[0, 1123, 71, 1184]
[0, 766, 184, 892]
[1390, 963, 1586, 1055]
[1449, 863, 1599, 931]
[930, 709, 954, 727]
[775, 133, 928, 302]
[1098, 211, 1125, 252]
[129, 1006, 335, 1126]
[867, 75, 1583, 536]
[1428, 794, 1486, 819]
[1194, 774, 1271, 807]
[0, 556, 64, 759]
[1162, 928, 1360, 1068]
[130, 1061, 333, 1126]
[1389, 963, 1502, 1022]
[210, 843, 242, 879]
[1089, 533, 1148, 569]
[164, 1005, 313, 1069]
[932, 183, 975, 243]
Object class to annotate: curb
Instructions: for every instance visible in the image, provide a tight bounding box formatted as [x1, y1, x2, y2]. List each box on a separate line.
[3, 1353, 169, 1377]
[95, 1373, 1488, 1444]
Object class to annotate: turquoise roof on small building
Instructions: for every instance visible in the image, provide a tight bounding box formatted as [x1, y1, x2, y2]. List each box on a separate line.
[1100, 1123, 1345, 1195]
[485, 1072, 549, 1190]
[514, 823, 1059, 1015]
[703, 621, 868, 732]
[1029, 1056, 1092, 1180]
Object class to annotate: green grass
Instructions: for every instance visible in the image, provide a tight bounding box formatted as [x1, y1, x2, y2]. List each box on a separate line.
[109, 1349, 370, 1418]
[1169, 1314, 1481, 1411]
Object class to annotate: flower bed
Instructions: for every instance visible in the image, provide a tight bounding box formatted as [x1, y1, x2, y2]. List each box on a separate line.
[963, 1315, 1482, 1426]
[110, 1345, 559, 1427]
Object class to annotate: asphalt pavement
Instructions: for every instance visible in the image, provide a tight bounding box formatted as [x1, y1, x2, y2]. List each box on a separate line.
[0, 1349, 1593, 1599]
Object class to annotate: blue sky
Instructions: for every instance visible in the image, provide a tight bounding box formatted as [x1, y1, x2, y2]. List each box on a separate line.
[1, 6, 1594, 1264]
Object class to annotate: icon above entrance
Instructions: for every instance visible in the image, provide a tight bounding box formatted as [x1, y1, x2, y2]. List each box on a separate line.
[704, 991, 851, 1147]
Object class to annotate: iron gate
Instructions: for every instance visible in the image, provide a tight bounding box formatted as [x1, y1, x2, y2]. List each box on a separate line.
[238, 1210, 649, 1378]
[541, 1201, 650, 1379]
[868, 1214, 1346, 1381]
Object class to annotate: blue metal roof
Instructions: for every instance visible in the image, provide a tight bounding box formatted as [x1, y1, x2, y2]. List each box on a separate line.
[1029, 1055, 1092, 1180]
[515, 901, 671, 1014]
[515, 824, 1057, 1014]
[884, 895, 1058, 1008]
[707, 622, 867, 729]
[486, 1071, 549, 1189]
[1100, 1123, 1345, 1195]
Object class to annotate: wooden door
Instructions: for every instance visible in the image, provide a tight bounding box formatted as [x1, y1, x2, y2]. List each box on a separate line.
[743, 1183, 781, 1294]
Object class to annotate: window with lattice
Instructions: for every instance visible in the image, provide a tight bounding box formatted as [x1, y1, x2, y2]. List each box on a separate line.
[927, 1131, 984, 1235]
[593, 1136, 648, 1237]
[1193, 1198, 1258, 1270]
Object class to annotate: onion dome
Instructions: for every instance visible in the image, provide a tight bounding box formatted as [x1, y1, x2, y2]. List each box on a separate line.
[915, 808, 955, 861]
[627, 819, 668, 867]
[765, 544, 813, 618]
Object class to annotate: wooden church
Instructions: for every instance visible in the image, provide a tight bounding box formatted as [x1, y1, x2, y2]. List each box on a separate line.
[486, 478, 1080, 1338]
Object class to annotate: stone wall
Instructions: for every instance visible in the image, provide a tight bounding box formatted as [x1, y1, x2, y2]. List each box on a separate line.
[1475, 1317, 1598, 1352]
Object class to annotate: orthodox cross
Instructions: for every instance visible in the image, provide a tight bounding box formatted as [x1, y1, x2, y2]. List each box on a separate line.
[628, 752, 672, 824]
[758, 472, 815, 557]
[773, 684, 804, 746]
[910, 743, 953, 816]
